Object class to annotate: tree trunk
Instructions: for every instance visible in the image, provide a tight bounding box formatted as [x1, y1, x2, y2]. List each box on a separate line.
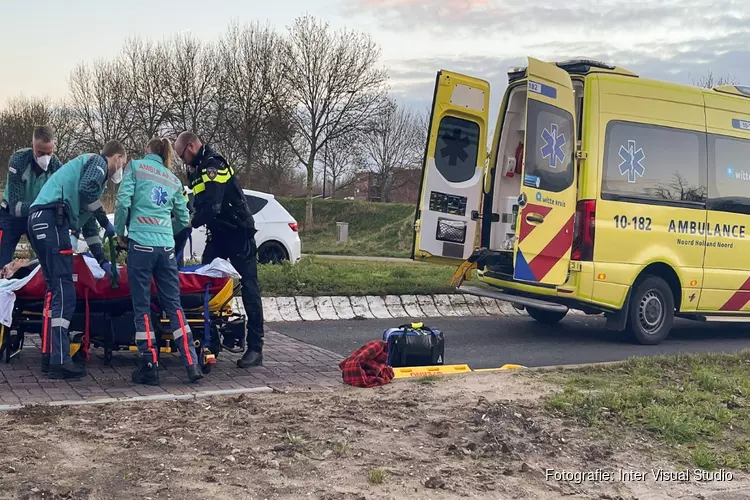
[304, 150, 316, 231]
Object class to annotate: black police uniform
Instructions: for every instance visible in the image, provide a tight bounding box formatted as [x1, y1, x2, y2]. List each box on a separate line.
[188, 145, 264, 367]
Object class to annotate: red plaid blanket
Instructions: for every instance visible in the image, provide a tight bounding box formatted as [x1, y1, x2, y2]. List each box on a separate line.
[339, 340, 395, 388]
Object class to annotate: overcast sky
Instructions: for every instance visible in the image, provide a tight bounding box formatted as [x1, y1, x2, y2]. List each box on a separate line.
[2, 0, 749, 120]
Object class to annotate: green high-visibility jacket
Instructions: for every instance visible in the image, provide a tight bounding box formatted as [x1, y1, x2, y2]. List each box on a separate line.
[114, 153, 189, 248]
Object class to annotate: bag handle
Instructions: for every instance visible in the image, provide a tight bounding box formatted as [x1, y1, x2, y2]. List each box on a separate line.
[397, 322, 435, 334]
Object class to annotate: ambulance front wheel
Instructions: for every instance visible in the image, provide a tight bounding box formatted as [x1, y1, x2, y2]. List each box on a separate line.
[526, 306, 568, 325]
[627, 275, 674, 345]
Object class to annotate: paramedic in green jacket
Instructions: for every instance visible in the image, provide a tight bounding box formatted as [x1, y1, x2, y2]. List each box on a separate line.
[28, 141, 125, 380]
[114, 137, 203, 385]
[0, 126, 62, 268]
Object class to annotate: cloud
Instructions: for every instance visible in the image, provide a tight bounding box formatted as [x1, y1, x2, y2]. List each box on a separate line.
[349, 0, 749, 38]
[386, 33, 750, 127]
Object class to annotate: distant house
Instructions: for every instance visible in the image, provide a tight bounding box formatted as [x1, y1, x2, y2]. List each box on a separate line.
[348, 169, 421, 204]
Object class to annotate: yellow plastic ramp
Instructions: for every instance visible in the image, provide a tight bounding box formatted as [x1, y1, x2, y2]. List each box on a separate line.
[393, 364, 471, 379]
[473, 364, 527, 372]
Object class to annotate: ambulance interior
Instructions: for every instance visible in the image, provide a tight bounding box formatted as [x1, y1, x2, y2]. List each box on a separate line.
[488, 81, 584, 261]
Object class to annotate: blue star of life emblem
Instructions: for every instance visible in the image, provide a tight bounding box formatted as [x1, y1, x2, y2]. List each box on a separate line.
[540, 123, 566, 168]
[618, 140, 646, 183]
[152, 186, 168, 207]
[726, 165, 735, 178]
[439, 128, 470, 166]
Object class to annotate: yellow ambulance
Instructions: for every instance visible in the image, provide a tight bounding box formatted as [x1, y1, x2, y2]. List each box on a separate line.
[412, 57, 750, 345]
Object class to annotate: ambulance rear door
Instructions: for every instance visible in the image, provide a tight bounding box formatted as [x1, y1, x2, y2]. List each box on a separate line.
[412, 70, 490, 265]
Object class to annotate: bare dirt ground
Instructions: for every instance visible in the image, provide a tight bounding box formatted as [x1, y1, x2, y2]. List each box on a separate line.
[0, 372, 748, 500]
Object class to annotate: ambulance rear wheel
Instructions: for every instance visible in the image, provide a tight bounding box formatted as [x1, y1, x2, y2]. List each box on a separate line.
[526, 306, 568, 325]
[627, 275, 674, 345]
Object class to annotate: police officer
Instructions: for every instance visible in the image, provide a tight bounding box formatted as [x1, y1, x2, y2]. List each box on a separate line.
[114, 137, 203, 385]
[28, 141, 123, 379]
[174, 131, 264, 368]
[0, 126, 63, 268]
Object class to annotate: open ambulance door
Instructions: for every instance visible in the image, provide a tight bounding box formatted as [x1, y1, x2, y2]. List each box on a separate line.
[412, 70, 490, 265]
[513, 58, 578, 286]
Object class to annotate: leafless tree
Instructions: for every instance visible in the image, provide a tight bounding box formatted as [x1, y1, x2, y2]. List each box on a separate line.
[319, 131, 361, 198]
[121, 37, 172, 148]
[0, 97, 53, 167]
[272, 14, 389, 229]
[357, 99, 425, 202]
[693, 71, 739, 88]
[48, 100, 81, 162]
[164, 34, 227, 174]
[68, 58, 135, 153]
[219, 21, 282, 182]
[251, 109, 300, 193]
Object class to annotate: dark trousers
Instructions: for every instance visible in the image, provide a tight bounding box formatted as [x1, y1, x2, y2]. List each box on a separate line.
[201, 228, 264, 352]
[0, 212, 29, 268]
[174, 228, 191, 268]
[27, 208, 75, 367]
[127, 241, 199, 367]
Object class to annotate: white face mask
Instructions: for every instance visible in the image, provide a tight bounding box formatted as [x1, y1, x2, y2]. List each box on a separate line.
[36, 155, 51, 171]
[111, 167, 123, 185]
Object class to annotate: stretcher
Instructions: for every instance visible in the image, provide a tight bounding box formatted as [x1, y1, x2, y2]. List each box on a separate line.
[0, 247, 246, 374]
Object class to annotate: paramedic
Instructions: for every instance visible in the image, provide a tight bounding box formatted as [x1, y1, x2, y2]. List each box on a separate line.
[174, 131, 264, 368]
[0, 126, 63, 268]
[114, 137, 203, 385]
[28, 140, 124, 379]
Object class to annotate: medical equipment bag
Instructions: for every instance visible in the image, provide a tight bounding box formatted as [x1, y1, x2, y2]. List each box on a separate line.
[382, 322, 444, 368]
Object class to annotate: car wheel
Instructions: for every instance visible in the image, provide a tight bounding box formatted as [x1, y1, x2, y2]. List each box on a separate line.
[257, 241, 288, 265]
[626, 275, 674, 345]
[526, 306, 568, 325]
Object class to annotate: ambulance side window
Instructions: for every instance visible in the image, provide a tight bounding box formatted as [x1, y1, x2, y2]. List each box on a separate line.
[524, 99, 575, 193]
[707, 134, 750, 215]
[434, 116, 480, 183]
[601, 121, 707, 207]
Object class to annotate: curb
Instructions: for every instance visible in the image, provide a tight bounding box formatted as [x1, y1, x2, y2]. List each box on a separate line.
[0, 386, 274, 412]
[254, 294, 593, 323]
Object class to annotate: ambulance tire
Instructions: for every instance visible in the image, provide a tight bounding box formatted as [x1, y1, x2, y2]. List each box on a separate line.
[627, 275, 674, 345]
[526, 306, 568, 325]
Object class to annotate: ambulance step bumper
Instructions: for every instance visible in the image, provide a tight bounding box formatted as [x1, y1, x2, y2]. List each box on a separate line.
[456, 286, 569, 313]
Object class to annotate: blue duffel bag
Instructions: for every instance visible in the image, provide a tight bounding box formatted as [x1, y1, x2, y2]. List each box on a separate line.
[383, 322, 444, 368]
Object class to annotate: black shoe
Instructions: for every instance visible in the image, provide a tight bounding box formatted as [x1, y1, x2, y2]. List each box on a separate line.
[186, 364, 204, 383]
[48, 361, 86, 380]
[41, 354, 50, 373]
[132, 361, 159, 386]
[237, 350, 263, 368]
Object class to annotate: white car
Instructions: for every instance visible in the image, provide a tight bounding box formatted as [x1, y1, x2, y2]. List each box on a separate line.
[77, 189, 301, 265]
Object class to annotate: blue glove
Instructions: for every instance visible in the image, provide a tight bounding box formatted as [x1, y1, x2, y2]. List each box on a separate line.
[100, 261, 112, 274]
[104, 222, 116, 238]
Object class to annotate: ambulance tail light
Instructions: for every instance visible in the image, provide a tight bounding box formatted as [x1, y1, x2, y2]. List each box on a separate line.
[571, 200, 595, 261]
[289, 222, 299, 232]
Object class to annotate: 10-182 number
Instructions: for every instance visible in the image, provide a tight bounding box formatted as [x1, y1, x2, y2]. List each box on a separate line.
[613, 215, 652, 231]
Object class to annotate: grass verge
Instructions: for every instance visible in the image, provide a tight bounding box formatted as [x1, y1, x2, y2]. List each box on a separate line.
[539, 351, 750, 470]
[279, 197, 416, 258]
[258, 255, 465, 297]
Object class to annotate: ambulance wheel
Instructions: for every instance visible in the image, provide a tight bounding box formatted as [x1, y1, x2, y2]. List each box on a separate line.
[627, 275, 674, 345]
[526, 306, 568, 325]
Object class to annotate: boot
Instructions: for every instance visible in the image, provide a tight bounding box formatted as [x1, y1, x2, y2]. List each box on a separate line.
[48, 361, 86, 380]
[237, 349, 263, 368]
[186, 364, 204, 383]
[132, 359, 159, 386]
[41, 353, 50, 373]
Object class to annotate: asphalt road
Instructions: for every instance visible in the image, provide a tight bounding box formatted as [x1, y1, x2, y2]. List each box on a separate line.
[271, 315, 750, 369]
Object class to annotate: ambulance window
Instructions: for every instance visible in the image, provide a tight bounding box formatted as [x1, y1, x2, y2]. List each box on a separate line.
[708, 135, 750, 214]
[524, 99, 575, 193]
[601, 121, 707, 205]
[434, 116, 480, 183]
